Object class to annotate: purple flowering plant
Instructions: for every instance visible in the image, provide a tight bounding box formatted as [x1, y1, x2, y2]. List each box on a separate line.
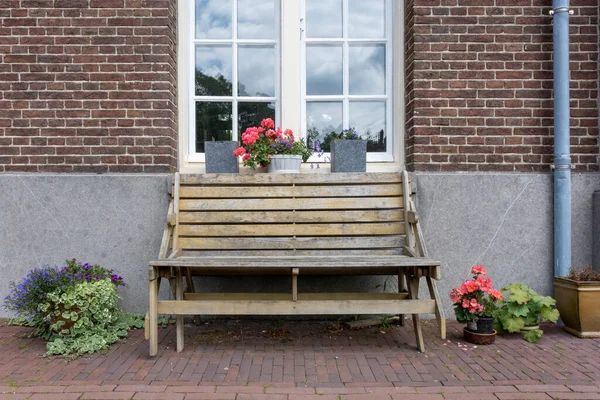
[4, 259, 125, 340]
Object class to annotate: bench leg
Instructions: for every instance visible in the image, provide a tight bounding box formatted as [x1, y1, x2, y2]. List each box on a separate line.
[149, 271, 159, 357]
[426, 276, 446, 340]
[184, 268, 201, 326]
[407, 275, 425, 352]
[175, 267, 185, 353]
[398, 271, 407, 327]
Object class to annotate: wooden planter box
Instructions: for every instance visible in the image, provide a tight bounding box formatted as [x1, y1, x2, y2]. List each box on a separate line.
[554, 277, 600, 338]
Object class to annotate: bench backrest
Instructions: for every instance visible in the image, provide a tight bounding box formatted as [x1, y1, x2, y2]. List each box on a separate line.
[171, 172, 413, 256]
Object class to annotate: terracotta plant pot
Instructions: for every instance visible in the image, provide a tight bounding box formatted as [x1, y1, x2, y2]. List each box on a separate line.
[554, 276, 600, 338]
[463, 328, 496, 345]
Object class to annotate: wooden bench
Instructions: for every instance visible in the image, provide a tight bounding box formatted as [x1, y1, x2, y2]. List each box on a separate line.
[146, 171, 446, 356]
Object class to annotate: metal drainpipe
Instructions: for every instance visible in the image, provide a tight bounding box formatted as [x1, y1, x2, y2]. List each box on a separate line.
[551, 0, 573, 277]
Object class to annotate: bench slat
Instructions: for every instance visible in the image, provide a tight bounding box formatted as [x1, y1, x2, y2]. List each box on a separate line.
[150, 255, 439, 267]
[178, 235, 404, 250]
[179, 222, 405, 237]
[158, 298, 436, 315]
[180, 197, 403, 211]
[181, 249, 405, 256]
[180, 172, 404, 185]
[179, 209, 404, 224]
[179, 184, 403, 199]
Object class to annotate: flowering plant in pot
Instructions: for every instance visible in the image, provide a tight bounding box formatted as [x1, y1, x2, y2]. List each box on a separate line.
[450, 265, 503, 336]
[233, 118, 312, 172]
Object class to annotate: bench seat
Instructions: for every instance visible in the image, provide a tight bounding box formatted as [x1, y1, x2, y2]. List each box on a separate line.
[146, 171, 446, 356]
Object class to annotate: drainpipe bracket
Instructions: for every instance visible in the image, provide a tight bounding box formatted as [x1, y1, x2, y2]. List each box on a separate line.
[549, 8, 574, 15]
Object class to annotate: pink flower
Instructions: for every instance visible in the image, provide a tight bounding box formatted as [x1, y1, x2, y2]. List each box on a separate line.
[242, 127, 260, 145]
[242, 153, 250, 162]
[489, 289, 503, 301]
[463, 280, 479, 293]
[261, 118, 275, 129]
[283, 129, 294, 140]
[462, 299, 470, 309]
[233, 147, 246, 157]
[476, 276, 492, 293]
[450, 289, 462, 303]
[265, 129, 278, 139]
[471, 265, 486, 275]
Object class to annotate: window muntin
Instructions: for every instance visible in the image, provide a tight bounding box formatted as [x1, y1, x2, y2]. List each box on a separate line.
[191, 0, 280, 154]
[302, 0, 392, 159]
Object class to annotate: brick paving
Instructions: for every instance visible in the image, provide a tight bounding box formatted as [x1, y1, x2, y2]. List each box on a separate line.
[0, 319, 599, 399]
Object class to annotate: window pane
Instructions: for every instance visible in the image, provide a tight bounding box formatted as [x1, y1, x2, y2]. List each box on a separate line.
[306, 0, 342, 38]
[348, 0, 385, 38]
[196, 102, 233, 153]
[238, 46, 275, 97]
[238, 102, 276, 134]
[350, 102, 386, 152]
[238, 0, 275, 39]
[195, 45, 233, 96]
[306, 45, 342, 95]
[195, 0, 232, 39]
[349, 45, 385, 95]
[306, 102, 343, 152]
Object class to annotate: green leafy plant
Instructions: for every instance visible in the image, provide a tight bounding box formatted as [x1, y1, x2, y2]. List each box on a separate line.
[494, 283, 559, 343]
[4, 259, 142, 358]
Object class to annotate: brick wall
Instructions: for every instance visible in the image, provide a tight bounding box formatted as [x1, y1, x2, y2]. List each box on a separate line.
[0, 0, 177, 173]
[405, 0, 599, 172]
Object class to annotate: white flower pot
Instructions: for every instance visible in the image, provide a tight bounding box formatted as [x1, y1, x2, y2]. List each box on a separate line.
[268, 155, 302, 173]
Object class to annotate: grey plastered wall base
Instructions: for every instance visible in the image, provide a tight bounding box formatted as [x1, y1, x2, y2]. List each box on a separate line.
[1, 172, 599, 320]
[414, 172, 600, 319]
[0, 174, 171, 317]
[205, 141, 240, 173]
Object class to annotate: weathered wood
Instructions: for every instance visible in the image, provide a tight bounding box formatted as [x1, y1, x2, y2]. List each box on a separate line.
[158, 297, 436, 315]
[147, 171, 442, 356]
[179, 209, 404, 224]
[182, 249, 406, 257]
[180, 197, 403, 211]
[150, 255, 440, 268]
[148, 268, 158, 356]
[172, 173, 181, 251]
[158, 202, 174, 259]
[178, 236, 406, 251]
[180, 172, 405, 185]
[407, 275, 425, 352]
[175, 268, 184, 353]
[426, 276, 447, 340]
[402, 170, 415, 253]
[178, 222, 405, 237]
[292, 268, 299, 302]
[180, 184, 403, 199]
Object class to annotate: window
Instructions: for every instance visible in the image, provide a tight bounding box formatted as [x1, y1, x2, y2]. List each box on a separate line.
[182, 0, 399, 165]
[189, 0, 280, 156]
[302, 0, 393, 161]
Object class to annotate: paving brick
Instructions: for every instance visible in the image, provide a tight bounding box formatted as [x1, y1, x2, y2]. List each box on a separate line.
[546, 393, 600, 400]
[67, 385, 117, 393]
[81, 393, 136, 400]
[515, 385, 571, 392]
[495, 393, 553, 400]
[132, 393, 184, 400]
[236, 395, 287, 400]
[29, 394, 82, 400]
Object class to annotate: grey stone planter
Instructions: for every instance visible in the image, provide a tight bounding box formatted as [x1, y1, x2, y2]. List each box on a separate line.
[330, 139, 367, 172]
[205, 141, 239, 173]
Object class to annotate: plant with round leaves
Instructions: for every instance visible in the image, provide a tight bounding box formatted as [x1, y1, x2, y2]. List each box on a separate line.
[494, 283, 560, 343]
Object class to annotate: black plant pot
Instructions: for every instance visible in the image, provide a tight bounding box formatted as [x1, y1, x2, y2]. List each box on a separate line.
[476, 317, 494, 334]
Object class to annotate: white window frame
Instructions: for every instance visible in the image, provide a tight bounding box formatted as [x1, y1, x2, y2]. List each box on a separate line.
[178, 0, 404, 171]
[301, 0, 394, 162]
[186, 0, 281, 163]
